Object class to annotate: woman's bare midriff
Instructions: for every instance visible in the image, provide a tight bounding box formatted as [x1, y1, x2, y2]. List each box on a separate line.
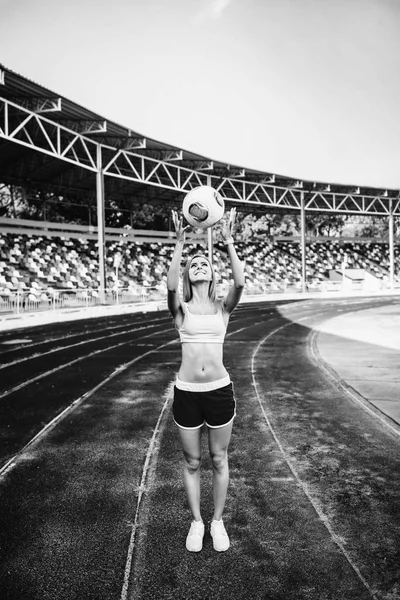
[178, 342, 228, 383]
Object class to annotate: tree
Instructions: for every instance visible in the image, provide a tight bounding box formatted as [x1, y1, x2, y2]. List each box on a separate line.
[342, 215, 389, 239]
[357, 216, 388, 238]
[0, 185, 42, 219]
[213, 212, 301, 242]
[306, 214, 347, 237]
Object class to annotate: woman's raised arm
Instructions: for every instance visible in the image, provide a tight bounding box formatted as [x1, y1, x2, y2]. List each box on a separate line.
[167, 210, 188, 317]
[221, 208, 245, 313]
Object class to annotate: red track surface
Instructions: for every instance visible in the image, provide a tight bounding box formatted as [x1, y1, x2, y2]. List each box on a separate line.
[0, 298, 399, 600]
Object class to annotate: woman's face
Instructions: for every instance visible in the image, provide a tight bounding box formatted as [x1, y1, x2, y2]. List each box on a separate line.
[189, 256, 213, 283]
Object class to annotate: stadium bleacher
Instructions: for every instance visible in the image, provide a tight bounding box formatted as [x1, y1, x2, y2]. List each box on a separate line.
[277, 239, 400, 284]
[0, 228, 399, 315]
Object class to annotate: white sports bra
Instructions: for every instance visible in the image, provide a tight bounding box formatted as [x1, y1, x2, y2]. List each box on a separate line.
[178, 302, 227, 344]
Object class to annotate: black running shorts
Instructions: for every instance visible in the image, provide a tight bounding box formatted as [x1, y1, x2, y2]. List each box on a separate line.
[173, 382, 236, 429]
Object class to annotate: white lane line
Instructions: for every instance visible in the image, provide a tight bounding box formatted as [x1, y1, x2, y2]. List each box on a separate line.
[251, 319, 379, 600]
[308, 329, 400, 438]
[0, 339, 178, 481]
[1, 339, 32, 345]
[120, 380, 175, 600]
[0, 326, 174, 399]
[0, 318, 171, 370]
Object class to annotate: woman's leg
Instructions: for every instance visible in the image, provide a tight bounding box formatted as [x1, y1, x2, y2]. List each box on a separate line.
[177, 426, 203, 521]
[208, 421, 233, 521]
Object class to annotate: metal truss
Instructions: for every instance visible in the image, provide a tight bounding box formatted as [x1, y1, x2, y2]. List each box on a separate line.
[0, 97, 98, 172]
[1, 95, 399, 216]
[102, 147, 210, 192]
[11, 97, 62, 114]
[101, 149, 400, 216]
[57, 119, 107, 135]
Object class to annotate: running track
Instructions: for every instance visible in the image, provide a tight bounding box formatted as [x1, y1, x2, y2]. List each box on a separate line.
[0, 297, 399, 600]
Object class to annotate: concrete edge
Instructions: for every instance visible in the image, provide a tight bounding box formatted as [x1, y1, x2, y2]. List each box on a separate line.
[308, 328, 400, 438]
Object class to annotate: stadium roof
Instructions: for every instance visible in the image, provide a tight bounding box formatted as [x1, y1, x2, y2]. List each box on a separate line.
[0, 64, 399, 216]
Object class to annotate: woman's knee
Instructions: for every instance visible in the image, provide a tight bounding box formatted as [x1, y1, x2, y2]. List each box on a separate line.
[211, 450, 228, 472]
[182, 452, 201, 474]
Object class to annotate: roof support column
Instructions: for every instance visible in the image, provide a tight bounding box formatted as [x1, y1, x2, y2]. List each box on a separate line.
[96, 144, 106, 303]
[300, 192, 307, 293]
[207, 224, 213, 264]
[207, 175, 213, 264]
[388, 199, 394, 290]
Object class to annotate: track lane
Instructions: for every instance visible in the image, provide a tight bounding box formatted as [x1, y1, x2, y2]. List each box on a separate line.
[0, 303, 270, 373]
[250, 303, 400, 599]
[0, 344, 180, 600]
[0, 307, 278, 470]
[0, 328, 178, 469]
[251, 318, 377, 599]
[0, 316, 172, 371]
[0, 298, 398, 600]
[0, 301, 276, 362]
[0, 306, 283, 600]
[0, 312, 152, 355]
[0, 305, 274, 399]
[125, 298, 399, 600]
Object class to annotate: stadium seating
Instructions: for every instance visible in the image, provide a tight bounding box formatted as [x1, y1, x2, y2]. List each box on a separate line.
[0, 231, 398, 313]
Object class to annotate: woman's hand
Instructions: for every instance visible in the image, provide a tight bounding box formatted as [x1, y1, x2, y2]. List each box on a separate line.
[172, 210, 189, 243]
[221, 207, 237, 244]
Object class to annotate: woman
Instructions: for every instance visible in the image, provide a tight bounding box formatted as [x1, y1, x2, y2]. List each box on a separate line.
[167, 207, 244, 552]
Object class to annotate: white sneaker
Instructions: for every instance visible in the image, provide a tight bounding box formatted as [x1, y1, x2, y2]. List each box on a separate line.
[186, 520, 205, 552]
[210, 519, 230, 552]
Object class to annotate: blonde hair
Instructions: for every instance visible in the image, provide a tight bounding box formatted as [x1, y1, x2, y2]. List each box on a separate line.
[182, 254, 216, 303]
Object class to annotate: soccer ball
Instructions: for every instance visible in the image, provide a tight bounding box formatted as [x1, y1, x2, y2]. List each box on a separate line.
[182, 185, 225, 229]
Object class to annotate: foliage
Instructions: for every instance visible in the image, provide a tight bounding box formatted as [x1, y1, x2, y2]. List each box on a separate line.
[212, 212, 302, 242]
[105, 200, 170, 230]
[342, 215, 390, 238]
[306, 214, 347, 237]
[0, 186, 92, 223]
[0, 186, 39, 219]
[0, 186, 171, 229]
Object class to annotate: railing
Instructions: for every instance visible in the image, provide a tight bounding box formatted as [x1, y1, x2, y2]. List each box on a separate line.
[0, 286, 167, 315]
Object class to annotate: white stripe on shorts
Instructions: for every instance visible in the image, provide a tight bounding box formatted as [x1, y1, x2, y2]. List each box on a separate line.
[175, 375, 230, 392]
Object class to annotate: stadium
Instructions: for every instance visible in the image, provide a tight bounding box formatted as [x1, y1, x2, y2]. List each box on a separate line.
[1, 63, 400, 600]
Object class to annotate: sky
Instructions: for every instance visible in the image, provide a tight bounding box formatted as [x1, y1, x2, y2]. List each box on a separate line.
[2, 0, 400, 190]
